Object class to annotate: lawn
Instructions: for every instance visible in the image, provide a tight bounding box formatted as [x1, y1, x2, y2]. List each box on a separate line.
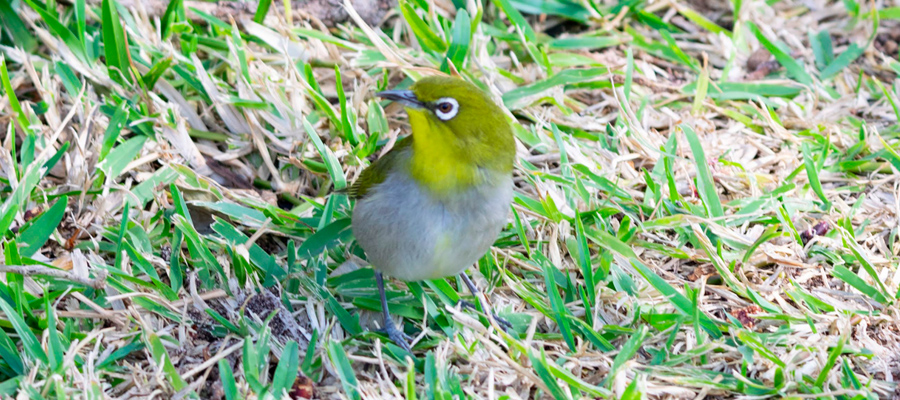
[0, 0, 898, 398]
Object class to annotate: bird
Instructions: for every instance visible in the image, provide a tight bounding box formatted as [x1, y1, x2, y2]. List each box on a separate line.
[347, 75, 515, 351]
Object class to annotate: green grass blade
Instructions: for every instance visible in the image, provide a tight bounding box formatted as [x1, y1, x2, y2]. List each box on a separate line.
[692, 67, 709, 115]
[147, 333, 191, 394]
[0, 56, 31, 134]
[303, 117, 347, 190]
[0, 296, 47, 364]
[98, 135, 147, 180]
[677, 6, 729, 36]
[492, 0, 537, 42]
[271, 341, 300, 397]
[218, 359, 238, 400]
[527, 350, 571, 399]
[819, 44, 864, 79]
[631, 259, 722, 338]
[443, 9, 471, 71]
[253, 0, 272, 22]
[0, 0, 37, 51]
[400, 0, 447, 53]
[23, 0, 88, 62]
[502, 67, 609, 109]
[736, 330, 786, 368]
[747, 22, 813, 85]
[607, 325, 649, 387]
[160, 0, 184, 40]
[543, 262, 577, 352]
[18, 196, 67, 257]
[800, 142, 830, 208]
[327, 340, 361, 400]
[815, 332, 847, 387]
[681, 124, 723, 218]
[102, 0, 133, 83]
[837, 228, 893, 302]
[810, 30, 834, 70]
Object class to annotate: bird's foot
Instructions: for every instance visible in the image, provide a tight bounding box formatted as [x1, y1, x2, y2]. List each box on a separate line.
[457, 300, 477, 310]
[457, 300, 514, 332]
[377, 319, 412, 352]
[489, 312, 514, 332]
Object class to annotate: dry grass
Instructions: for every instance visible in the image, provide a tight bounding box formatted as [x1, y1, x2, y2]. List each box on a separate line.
[0, 0, 899, 398]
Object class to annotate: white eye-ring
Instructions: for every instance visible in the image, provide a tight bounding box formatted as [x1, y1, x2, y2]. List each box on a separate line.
[433, 97, 459, 121]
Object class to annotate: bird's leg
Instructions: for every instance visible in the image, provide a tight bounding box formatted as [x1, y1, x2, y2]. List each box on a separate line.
[459, 272, 513, 331]
[376, 271, 412, 351]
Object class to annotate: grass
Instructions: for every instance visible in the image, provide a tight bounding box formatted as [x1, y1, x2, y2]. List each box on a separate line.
[0, 0, 899, 398]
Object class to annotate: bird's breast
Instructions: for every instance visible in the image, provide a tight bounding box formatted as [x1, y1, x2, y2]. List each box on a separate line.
[351, 170, 513, 282]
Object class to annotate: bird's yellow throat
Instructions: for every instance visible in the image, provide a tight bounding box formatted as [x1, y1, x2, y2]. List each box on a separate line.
[406, 108, 481, 196]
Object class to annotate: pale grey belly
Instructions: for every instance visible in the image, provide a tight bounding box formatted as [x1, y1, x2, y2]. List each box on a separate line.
[351, 174, 512, 282]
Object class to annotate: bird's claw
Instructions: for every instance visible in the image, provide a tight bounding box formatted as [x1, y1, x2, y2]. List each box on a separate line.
[457, 300, 477, 310]
[490, 313, 514, 332]
[457, 300, 514, 332]
[377, 320, 412, 352]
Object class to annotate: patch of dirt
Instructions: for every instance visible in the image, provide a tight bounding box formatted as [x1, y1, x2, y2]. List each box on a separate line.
[688, 264, 718, 281]
[730, 305, 763, 329]
[875, 21, 900, 57]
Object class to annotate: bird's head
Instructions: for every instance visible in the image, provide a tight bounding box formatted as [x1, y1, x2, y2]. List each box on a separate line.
[377, 76, 514, 194]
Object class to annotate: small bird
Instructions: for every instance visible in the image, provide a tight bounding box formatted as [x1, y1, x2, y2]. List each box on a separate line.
[348, 76, 515, 350]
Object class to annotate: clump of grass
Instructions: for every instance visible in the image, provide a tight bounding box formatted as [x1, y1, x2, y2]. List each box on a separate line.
[0, 0, 898, 398]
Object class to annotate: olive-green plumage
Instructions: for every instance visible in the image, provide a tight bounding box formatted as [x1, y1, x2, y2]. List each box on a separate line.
[348, 76, 514, 199]
[349, 76, 515, 350]
[346, 137, 412, 199]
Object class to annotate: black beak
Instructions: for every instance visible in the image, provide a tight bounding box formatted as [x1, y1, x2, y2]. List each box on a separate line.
[376, 90, 424, 109]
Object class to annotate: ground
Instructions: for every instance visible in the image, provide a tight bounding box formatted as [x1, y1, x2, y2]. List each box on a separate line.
[0, 0, 898, 398]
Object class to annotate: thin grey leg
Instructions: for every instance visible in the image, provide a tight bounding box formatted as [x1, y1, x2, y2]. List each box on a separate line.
[376, 271, 411, 351]
[459, 272, 513, 331]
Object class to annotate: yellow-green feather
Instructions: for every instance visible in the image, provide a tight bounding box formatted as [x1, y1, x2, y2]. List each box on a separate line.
[406, 77, 514, 195]
[406, 108, 481, 194]
[349, 76, 514, 199]
[346, 137, 412, 199]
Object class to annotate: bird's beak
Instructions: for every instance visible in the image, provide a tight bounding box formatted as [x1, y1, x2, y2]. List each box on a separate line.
[376, 90, 424, 109]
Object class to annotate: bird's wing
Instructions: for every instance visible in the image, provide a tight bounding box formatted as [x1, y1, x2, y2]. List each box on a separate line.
[345, 136, 412, 200]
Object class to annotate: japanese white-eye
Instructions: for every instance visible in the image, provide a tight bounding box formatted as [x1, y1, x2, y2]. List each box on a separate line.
[348, 76, 515, 350]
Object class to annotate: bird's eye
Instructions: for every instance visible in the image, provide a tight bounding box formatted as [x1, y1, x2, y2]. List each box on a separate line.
[433, 97, 459, 121]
